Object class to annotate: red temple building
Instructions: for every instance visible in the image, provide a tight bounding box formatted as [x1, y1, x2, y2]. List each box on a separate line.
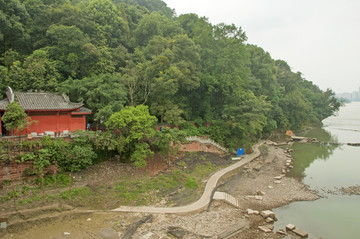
[0, 87, 91, 136]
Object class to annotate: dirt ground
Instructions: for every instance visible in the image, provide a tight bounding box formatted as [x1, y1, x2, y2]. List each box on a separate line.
[0, 142, 320, 239]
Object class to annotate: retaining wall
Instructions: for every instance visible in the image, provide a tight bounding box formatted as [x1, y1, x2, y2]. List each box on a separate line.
[0, 161, 57, 184]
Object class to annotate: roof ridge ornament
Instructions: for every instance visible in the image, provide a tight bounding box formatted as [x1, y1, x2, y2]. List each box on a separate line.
[6, 86, 14, 103]
[61, 92, 70, 103]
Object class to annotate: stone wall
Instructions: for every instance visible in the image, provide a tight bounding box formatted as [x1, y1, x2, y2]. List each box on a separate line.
[0, 161, 57, 184]
[177, 141, 226, 154]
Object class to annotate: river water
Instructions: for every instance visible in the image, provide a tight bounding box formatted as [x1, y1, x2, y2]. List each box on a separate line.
[273, 102, 360, 239]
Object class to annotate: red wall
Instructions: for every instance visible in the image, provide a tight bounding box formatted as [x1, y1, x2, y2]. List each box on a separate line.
[69, 115, 85, 131]
[25, 111, 86, 135]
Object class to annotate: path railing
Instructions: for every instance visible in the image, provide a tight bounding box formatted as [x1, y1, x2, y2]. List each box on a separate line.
[185, 136, 233, 154]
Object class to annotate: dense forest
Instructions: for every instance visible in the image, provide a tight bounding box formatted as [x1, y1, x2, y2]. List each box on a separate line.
[0, 0, 341, 153]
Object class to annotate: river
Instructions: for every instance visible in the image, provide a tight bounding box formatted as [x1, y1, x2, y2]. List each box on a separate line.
[273, 102, 360, 239]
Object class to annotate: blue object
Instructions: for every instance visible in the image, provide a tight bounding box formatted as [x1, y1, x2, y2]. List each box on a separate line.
[237, 148, 245, 157]
[0, 222, 6, 229]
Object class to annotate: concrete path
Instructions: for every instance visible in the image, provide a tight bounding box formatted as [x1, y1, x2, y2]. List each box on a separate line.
[111, 143, 262, 214]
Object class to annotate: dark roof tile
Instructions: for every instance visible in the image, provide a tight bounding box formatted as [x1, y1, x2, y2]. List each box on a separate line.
[0, 90, 84, 111]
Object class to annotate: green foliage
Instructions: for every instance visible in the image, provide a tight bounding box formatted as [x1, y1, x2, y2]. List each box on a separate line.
[0, 0, 342, 154]
[152, 127, 187, 157]
[106, 105, 156, 166]
[184, 177, 197, 189]
[58, 186, 92, 200]
[59, 73, 127, 123]
[2, 102, 35, 135]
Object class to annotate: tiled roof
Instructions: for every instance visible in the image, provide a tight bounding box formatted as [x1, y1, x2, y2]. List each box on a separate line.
[0, 91, 83, 111]
[71, 107, 92, 114]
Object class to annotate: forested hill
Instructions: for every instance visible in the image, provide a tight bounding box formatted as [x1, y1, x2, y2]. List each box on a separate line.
[0, 0, 341, 147]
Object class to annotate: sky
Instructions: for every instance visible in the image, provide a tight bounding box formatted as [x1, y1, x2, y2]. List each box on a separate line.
[163, 0, 360, 94]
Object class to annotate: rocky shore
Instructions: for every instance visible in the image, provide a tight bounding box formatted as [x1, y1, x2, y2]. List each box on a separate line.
[0, 142, 320, 239]
[131, 142, 320, 239]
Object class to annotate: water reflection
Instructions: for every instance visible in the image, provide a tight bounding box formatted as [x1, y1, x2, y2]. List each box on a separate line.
[287, 128, 340, 179]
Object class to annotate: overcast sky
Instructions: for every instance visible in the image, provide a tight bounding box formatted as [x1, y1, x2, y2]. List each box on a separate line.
[163, 0, 360, 93]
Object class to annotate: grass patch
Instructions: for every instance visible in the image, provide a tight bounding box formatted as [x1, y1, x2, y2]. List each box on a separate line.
[35, 173, 69, 187]
[58, 186, 92, 200]
[184, 177, 198, 189]
[114, 171, 186, 205]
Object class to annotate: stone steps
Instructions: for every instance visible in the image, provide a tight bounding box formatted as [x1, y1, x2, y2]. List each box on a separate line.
[213, 191, 240, 208]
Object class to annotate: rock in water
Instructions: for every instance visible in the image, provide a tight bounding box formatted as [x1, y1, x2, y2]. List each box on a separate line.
[286, 224, 296, 231]
[293, 228, 308, 238]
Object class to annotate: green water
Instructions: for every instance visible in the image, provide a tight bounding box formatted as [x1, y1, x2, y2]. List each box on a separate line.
[273, 102, 360, 239]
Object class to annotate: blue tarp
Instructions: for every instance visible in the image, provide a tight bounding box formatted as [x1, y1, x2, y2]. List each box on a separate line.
[237, 148, 245, 156]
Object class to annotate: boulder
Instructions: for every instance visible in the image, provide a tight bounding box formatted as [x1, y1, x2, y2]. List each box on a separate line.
[286, 224, 296, 231]
[260, 210, 276, 219]
[265, 217, 274, 223]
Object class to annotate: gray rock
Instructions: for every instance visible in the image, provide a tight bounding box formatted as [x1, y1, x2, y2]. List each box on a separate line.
[260, 210, 276, 219]
[99, 228, 118, 239]
[293, 228, 308, 238]
[246, 209, 259, 215]
[286, 224, 296, 231]
[256, 190, 266, 196]
[258, 225, 272, 233]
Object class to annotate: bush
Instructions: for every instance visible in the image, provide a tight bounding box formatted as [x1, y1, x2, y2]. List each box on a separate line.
[185, 177, 198, 189]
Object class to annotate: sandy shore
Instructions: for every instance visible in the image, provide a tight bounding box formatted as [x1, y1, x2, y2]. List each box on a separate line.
[0, 143, 320, 239]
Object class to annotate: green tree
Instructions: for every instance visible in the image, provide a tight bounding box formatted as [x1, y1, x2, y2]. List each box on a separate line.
[134, 12, 182, 46]
[59, 73, 127, 124]
[0, 0, 30, 53]
[142, 34, 201, 124]
[84, 0, 129, 48]
[105, 105, 157, 167]
[2, 102, 33, 135]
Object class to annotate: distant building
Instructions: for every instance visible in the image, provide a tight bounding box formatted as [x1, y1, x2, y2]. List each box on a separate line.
[0, 87, 91, 136]
[336, 87, 360, 102]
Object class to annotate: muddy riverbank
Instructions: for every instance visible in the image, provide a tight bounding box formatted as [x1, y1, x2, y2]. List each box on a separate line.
[0, 142, 319, 239]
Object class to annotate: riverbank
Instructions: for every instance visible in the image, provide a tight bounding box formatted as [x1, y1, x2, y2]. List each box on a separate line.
[0, 142, 320, 239]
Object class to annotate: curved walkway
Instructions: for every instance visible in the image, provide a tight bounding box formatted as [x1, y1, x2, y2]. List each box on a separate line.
[111, 143, 262, 214]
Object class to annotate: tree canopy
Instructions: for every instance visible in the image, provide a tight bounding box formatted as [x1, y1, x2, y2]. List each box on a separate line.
[0, 0, 341, 152]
